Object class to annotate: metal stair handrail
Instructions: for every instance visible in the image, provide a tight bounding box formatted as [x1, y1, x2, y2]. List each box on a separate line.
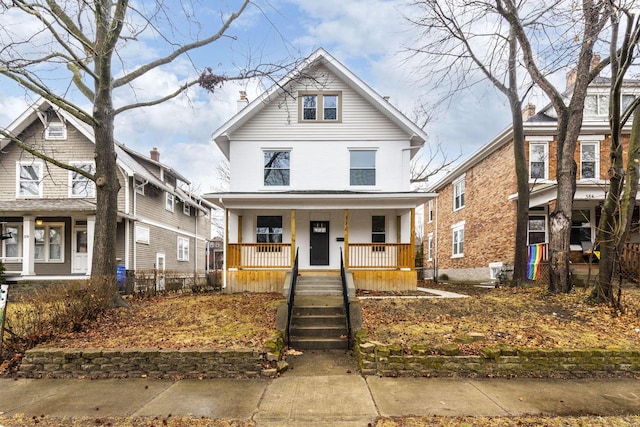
[340, 248, 352, 350]
[286, 248, 299, 348]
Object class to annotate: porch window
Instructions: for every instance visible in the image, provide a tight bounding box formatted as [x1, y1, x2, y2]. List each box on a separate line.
[257, 216, 283, 251]
[372, 215, 386, 251]
[69, 162, 95, 197]
[350, 150, 376, 186]
[528, 216, 547, 245]
[453, 176, 465, 211]
[529, 142, 548, 180]
[452, 221, 464, 258]
[2, 225, 21, 259]
[34, 224, 63, 262]
[264, 151, 290, 186]
[580, 142, 599, 180]
[177, 236, 189, 261]
[570, 209, 591, 246]
[17, 161, 43, 198]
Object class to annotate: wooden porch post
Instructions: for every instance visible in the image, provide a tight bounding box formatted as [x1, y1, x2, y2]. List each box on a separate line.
[237, 215, 242, 243]
[225, 209, 230, 268]
[344, 209, 349, 268]
[291, 209, 296, 267]
[410, 208, 416, 271]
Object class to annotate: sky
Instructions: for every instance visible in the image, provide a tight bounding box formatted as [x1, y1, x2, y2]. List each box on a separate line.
[0, 0, 535, 194]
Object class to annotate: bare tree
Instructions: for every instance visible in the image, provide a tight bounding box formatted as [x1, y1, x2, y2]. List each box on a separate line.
[405, 0, 535, 284]
[593, 7, 640, 306]
[0, 0, 294, 282]
[497, 0, 612, 292]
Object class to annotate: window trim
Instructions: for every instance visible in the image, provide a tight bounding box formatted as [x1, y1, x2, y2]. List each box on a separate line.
[427, 200, 434, 223]
[1, 224, 22, 261]
[165, 192, 175, 212]
[177, 236, 189, 261]
[135, 225, 150, 244]
[183, 203, 190, 216]
[134, 177, 145, 195]
[452, 175, 465, 212]
[45, 122, 67, 140]
[68, 161, 96, 198]
[427, 232, 433, 261]
[256, 215, 283, 245]
[298, 91, 342, 123]
[451, 221, 465, 258]
[579, 139, 601, 180]
[33, 222, 64, 263]
[527, 214, 547, 246]
[263, 149, 291, 187]
[16, 161, 44, 198]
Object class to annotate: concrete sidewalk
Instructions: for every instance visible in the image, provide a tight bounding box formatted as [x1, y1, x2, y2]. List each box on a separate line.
[2, 351, 640, 426]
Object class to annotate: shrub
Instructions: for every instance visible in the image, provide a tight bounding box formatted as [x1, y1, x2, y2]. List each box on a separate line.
[1, 277, 116, 370]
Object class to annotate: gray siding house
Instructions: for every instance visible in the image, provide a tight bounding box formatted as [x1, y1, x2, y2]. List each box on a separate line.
[0, 98, 213, 284]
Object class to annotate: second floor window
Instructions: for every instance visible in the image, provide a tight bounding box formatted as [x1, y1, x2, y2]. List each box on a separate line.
[580, 142, 599, 179]
[166, 192, 175, 212]
[17, 162, 43, 198]
[350, 150, 376, 186]
[264, 151, 290, 186]
[135, 225, 150, 244]
[427, 200, 434, 223]
[70, 162, 95, 197]
[529, 142, 548, 180]
[453, 177, 465, 211]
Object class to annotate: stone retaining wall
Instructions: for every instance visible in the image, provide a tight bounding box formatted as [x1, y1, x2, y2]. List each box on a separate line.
[355, 336, 640, 378]
[19, 334, 285, 379]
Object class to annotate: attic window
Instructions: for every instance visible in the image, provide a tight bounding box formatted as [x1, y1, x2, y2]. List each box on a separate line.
[45, 122, 66, 140]
[299, 91, 341, 122]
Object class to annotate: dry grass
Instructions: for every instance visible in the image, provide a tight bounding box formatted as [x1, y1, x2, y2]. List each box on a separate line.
[46, 292, 285, 350]
[0, 414, 254, 426]
[361, 283, 640, 353]
[375, 415, 640, 426]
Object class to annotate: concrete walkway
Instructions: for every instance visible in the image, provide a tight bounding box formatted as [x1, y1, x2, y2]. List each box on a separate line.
[2, 351, 640, 426]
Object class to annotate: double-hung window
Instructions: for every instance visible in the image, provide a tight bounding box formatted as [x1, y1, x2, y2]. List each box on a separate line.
[177, 237, 189, 261]
[427, 233, 433, 261]
[299, 92, 341, 122]
[263, 150, 290, 186]
[350, 150, 376, 186]
[529, 142, 548, 181]
[2, 225, 21, 259]
[166, 192, 174, 212]
[451, 221, 464, 258]
[257, 216, 283, 251]
[453, 176, 465, 211]
[584, 94, 609, 116]
[17, 161, 43, 198]
[135, 225, 150, 244]
[34, 223, 63, 262]
[580, 141, 599, 180]
[69, 162, 95, 197]
[427, 200, 434, 223]
[372, 216, 386, 251]
[528, 216, 547, 245]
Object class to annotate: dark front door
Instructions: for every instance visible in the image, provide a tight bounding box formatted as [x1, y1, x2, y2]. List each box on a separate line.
[310, 221, 330, 265]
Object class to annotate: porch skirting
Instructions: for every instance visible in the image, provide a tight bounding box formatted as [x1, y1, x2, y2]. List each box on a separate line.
[224, 270, 288, 293]
[352, 269, 417, 291]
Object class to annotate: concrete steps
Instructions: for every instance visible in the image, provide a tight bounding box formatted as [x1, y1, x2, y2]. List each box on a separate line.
[289, 278, 349, 350]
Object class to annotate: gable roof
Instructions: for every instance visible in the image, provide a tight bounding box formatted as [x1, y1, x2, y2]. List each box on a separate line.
[211, 48, 428, 158]
[1, 98, 213, 211]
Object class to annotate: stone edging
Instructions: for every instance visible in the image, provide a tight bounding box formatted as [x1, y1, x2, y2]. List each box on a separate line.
[19, 333, 286, 379]
[354, 333, 640, 378]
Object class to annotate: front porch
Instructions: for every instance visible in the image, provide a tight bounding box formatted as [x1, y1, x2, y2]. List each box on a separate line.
[220, 204, 422, 293]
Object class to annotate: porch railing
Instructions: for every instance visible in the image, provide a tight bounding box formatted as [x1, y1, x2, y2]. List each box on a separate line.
[621, 243, 640, 282]
[348, 243, 413, 269]
[227, 243, 292, 268]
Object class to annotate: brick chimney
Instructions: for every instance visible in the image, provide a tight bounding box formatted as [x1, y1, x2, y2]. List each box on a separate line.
[522, 103, 536, 121]
[237, 91, 249, 112]
[150, 147, 160, 162]
[566, 54, 602, 89]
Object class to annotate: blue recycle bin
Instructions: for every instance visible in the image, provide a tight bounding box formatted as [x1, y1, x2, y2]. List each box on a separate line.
[116, 265, 126, 291]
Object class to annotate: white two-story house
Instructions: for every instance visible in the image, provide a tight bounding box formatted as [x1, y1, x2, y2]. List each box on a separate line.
[205, 48, 433, 293]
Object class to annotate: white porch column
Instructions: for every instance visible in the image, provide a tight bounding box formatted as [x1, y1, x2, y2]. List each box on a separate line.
[21, 216, 35, 276]
[86, 215, 95, 275]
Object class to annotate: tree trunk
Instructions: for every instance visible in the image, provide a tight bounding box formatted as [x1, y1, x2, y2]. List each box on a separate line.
[511, 98, 529, 285]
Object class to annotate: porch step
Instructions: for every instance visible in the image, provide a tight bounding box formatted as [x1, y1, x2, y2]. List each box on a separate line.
[295, 275, 343, 296]
[288, 291, 348, 350]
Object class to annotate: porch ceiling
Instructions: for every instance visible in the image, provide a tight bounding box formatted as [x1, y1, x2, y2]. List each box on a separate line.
[204, 191, 435, 211]
[508, 182, 609, 207]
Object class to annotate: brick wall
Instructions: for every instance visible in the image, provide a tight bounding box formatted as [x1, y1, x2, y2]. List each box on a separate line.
[425, 140, 518, 282]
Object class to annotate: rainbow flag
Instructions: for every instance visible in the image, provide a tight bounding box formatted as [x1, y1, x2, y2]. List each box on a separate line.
[527, 243, 545, 280]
